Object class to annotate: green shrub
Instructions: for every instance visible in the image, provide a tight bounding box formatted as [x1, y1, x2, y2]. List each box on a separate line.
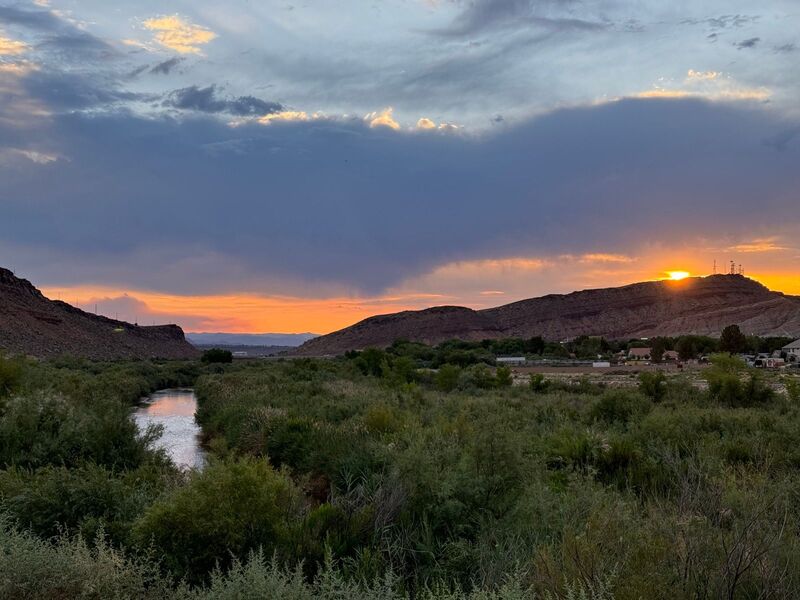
[0, 354, 24, 398]
[0, 393, 162, 470]
[638, 371, 666, 402]
[528, 374, 550, 393]
[589, 390, 651, 425]
[354, 348, 388, 377]
[0, 516, 178, 600]
[435, 364, 461, 392]
[459, 364, 496, 390]
[0, 463, 170, 544]
[786, 377, 800, 403]
[495, 366, 513, 387]
[133, 458, 302, 582]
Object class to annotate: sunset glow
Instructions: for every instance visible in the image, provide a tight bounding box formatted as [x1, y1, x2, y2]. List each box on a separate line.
[667, 271, 691, 281]
[1, 1, 798, 336]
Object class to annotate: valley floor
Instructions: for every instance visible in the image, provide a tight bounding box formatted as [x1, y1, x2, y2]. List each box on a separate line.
[1, 352, 800, 598]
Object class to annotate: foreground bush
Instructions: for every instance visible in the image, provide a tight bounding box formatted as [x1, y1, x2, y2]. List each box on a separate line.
[133, 458, 303, 582]
[0, 517, 177, 600]
[0, 518, 614, 599]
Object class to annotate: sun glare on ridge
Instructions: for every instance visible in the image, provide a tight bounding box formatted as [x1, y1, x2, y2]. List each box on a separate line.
[666, 271, 691, 281]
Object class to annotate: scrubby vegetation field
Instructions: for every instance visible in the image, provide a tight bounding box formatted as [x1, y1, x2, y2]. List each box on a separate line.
[2, 347, 800, 599]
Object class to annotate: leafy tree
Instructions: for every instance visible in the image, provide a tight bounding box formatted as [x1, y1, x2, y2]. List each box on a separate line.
[650, 338, 667, 364]
[525, 336, 546, 355]
[675, 336, 698, 360]
[354, 348, 386, 376]
[201, 348, 233, 364]
[719, 324, 747, 355]
[435, 364, 461, 392]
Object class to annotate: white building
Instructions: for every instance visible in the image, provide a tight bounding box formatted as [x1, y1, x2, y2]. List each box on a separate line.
[496, 356, 526, 366]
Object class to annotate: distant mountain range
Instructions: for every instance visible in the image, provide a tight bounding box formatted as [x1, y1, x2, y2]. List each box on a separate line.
[186, 332, 318, 347]
[0, 268, 198, 360]
[295, 275, 800, 356]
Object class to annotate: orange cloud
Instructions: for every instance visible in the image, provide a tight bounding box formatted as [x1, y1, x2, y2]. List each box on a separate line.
[726, 237, 790, 253]
[0, 35, 28, 56]
[40, 244, 800, 335]
[142, 15, 217, 54]
[578, 253, 634, 264]
[40, 286, 440, 334]
[366, 107, 400, 130]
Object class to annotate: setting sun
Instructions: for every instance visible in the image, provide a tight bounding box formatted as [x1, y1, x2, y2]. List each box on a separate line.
[666, 271, 691, 281]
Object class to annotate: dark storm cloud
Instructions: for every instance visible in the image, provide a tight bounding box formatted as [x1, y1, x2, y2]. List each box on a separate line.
[0, 4, 63, 30]
[164, 85, 283, 116]
[0, 4, 115, 61]
[1, 98, 798, 295]
[150, 57, 185, 75]
[436, 0, 606, 37]
[735, 37, 761, 49]
[774, 43, 796, 53]
[681, 15, 759, 30]
[21, 70, 150, 110]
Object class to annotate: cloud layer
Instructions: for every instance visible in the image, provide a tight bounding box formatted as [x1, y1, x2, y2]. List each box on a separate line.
[2, 95, 798, 298]
[1, 1, 799, 333]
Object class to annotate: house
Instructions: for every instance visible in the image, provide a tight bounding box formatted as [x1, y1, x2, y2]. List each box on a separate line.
[496, 356, 526, 366]
[627, 347, 652, 361]
[663, 350, 680, 361]
[783, 339, 800, 362]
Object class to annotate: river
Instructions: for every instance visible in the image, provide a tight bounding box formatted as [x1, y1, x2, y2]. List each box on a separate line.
[134, 388, 205, 470]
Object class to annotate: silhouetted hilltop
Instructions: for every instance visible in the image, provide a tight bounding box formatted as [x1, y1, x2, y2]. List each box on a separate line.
[296, 275, 800, 355]
[0, 268, 198, 360]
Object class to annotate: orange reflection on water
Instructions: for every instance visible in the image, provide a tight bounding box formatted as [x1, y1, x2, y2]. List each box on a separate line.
[142, 393, 196, 417]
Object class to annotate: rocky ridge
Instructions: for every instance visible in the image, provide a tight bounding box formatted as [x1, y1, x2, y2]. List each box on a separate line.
[296, 275, 800, 355]
[0, 268, 198, 360]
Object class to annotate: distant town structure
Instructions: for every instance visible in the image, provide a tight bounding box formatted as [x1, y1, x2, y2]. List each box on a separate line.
[496, 356, 526, 366]
[627, 347, 652, 361]
[663, 350, 680, 361]
[783, 339, 800, 362]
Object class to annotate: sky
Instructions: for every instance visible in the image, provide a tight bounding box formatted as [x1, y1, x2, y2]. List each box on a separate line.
[1, 0, 799, 334]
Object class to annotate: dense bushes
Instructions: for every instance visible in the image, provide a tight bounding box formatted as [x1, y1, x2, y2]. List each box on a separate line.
[0, 463, 172, 544]
[202, 348, 233, 364]
[705, 354, 775, 407]
[0, 353, 24, 398]
[4, 356, 800, 597]
[133, 458, 302, 581]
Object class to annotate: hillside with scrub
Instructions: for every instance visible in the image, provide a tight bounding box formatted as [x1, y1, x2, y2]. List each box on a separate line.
[1, 348, 800, 598]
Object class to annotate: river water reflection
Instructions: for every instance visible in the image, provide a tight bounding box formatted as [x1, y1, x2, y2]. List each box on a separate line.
[134, 388, 205, 470]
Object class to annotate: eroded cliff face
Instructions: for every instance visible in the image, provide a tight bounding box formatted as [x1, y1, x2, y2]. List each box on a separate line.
[0, 268, 199, 360]
[296, 275, 800, 355]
